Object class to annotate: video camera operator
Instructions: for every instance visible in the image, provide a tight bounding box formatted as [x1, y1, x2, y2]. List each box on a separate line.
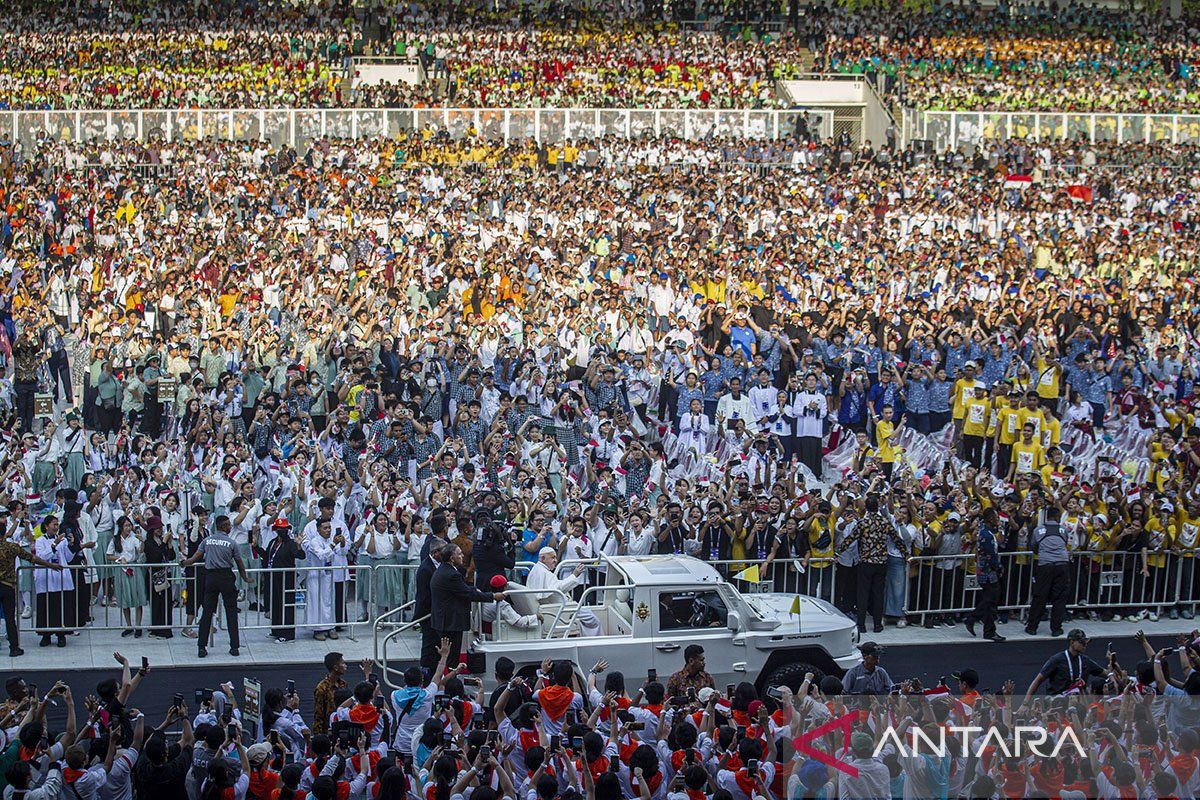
[471, 506, 518, 592]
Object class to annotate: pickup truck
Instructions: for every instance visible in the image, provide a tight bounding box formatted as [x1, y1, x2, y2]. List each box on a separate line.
[456, 554, 863, 692]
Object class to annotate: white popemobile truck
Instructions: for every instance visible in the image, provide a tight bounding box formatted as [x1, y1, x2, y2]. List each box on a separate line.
[377, 554, 862, 691]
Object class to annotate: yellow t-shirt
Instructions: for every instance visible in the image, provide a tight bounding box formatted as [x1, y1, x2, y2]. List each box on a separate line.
[1039, 417, 1061, 450]
[807, 518, 834, 567]
[1035, 358, 1061, 399]
[996, 404, 1021, 445]
[1175, 515, 1200, 554]
[952, 379, 976, 420]
[962, 398, 990, 437]
[1144, 518, 1174, 568]
[875, 420, 897, 463]
[346, 383, 365, 422]
[1011, 439, 1045, 475]
[1017, 407, 1046, 441]
[1040, 464, 1069, 487]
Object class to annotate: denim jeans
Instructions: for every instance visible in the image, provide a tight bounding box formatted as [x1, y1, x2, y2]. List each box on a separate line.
[885, 555, 907, 618]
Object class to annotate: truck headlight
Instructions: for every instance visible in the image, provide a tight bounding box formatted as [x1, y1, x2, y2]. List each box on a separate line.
[851, 627, 860, 644]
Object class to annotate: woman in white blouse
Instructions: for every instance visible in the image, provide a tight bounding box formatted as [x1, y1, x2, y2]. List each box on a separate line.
[107, 515, 147, 638]
[354, 510, 407, 621]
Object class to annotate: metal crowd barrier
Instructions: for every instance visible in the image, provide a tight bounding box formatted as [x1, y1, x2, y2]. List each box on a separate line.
[11, 551, 1198, 637]
[15, 562, 382, 636]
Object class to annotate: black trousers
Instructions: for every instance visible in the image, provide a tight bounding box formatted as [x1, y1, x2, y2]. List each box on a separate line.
[419, 622, 440, 672]
[95, 402, 121, 434]
[968, 581, 1000, 637]
[1027, 562, 1070, 633]
[0, 583, 20, 652]
[962, 434, 985, 470]
[855, 562, 887, 630]
[436, 628, 465, 669]
[148, 570, 173, 636]
[48, 350, 72, 404]
[835, 563, 857, 615]
[14, 379, 37, 434]
[797, 436, 823, 478]
[995, 443, 1012, 479]
[269, 571, 296, 640]
[197, 569, 239, 651]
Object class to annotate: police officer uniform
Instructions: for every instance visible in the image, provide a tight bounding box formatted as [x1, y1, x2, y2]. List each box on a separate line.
[184, 516, 247, 657]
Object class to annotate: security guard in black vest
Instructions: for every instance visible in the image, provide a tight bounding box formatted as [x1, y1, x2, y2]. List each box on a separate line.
[181, 514, 249, 658]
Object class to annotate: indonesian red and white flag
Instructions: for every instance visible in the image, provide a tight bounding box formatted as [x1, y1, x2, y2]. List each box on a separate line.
[1066, 185, 1093, 203]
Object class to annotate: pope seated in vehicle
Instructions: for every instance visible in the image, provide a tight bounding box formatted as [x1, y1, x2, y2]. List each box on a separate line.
[525, 547, 602, 637]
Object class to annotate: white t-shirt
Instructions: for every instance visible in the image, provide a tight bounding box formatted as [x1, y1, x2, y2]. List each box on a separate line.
[390, 682, 438, 754]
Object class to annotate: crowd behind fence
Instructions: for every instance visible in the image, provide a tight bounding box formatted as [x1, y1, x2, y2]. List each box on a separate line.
[906, 108, 1200, 149]
[12, 551, 1199, 640]
[1, 107, 836, 148]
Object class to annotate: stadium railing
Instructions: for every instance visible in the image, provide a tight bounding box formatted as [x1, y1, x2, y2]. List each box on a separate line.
[2, 107, 835, 147]
[904, 108, 1200, 148]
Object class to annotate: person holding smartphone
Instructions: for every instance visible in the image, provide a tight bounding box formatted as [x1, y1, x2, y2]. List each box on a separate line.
[197, 722, 250, 800]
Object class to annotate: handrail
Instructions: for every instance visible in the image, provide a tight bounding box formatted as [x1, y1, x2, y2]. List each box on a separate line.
[483, 586, 572, 638]
[552, 583, 639, 636]
[374, 601, 423, 690]
[352, 55, 422, 66]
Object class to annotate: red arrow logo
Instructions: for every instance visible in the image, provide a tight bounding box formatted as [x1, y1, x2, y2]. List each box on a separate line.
[791, 711, 860, 778]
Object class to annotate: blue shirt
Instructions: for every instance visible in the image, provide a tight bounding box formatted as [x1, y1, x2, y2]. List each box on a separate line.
[944, 345, 968, 378]
[518, 529, 545, 565]
[866, 381, 905, 418]
[1081, 368, 1111, 406]
[927, 379, 952, 413]
[729, 326, 756, 359]
[980, 349, 1012, 386]
[906, 378, 930, 414]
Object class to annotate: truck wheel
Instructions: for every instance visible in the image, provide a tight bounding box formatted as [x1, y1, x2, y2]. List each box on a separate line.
[764, 662, 824, 692]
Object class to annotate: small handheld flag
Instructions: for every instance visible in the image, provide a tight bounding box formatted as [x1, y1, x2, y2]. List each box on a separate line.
[732, 565, 761, 583]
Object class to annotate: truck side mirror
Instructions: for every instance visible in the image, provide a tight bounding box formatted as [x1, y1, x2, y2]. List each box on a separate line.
[726, 610, 741, 633]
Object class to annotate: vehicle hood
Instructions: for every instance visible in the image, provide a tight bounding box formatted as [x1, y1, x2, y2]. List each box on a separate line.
[740, 593, 856, 632]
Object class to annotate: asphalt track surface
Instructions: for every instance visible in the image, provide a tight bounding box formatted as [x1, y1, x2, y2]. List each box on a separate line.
[15, 633, 1168, 733]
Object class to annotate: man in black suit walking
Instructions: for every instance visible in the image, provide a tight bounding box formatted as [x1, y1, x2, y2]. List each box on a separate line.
[413, 539, 443, 673]
[430, 542, 506, 668]
[414, 511, 449, 673]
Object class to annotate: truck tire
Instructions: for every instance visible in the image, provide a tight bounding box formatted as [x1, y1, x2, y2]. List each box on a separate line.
[764, 661, 825, 692]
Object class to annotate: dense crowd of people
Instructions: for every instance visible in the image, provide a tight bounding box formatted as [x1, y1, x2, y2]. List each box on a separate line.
[0, 125, 1199, 658]
[807, 2, 1200, 113]
[0, 632, 1198, 799]
[0, 0, 796, 111]
[3, 0, 1200, 112]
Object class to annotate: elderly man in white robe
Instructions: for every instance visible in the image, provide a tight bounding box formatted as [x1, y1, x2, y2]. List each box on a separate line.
[480, 574, 542, 633]
[525, 547, 601, 637]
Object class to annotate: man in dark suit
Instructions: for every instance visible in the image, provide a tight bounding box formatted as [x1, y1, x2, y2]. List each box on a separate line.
[414, 510, 450, 673]
[430, 543, 505, 668]
[414, 537, 444, 672]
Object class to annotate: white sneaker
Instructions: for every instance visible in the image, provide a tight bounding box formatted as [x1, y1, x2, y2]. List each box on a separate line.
[896, 619, 907, 628]
[20, 607, 30, 619]
[1139, 610, 1151, 620]
[1148, 612, 1159, 621]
